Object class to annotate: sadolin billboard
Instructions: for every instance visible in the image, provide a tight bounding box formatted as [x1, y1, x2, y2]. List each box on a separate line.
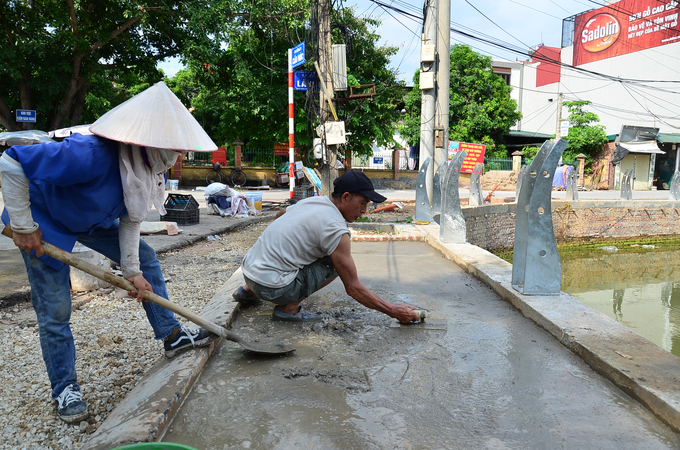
[574, 0, 680, 66]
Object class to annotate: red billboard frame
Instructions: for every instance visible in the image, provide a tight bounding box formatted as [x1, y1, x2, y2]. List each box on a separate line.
[448, 141, 486, 174]
[573, 0, 680, 66]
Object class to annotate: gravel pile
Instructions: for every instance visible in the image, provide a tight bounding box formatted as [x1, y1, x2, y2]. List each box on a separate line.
[0, 220, 270, 449]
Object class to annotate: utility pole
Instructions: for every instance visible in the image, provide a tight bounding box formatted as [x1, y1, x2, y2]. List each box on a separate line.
[555, 92, 563, 139]
[435, 0, 451, 170]
[419, 0, 437, 201]
[317, 0, 337, 196]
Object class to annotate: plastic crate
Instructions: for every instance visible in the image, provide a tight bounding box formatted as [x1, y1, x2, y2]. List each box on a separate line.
[293, 183, 315, 201]
[161, 193, 200, 225]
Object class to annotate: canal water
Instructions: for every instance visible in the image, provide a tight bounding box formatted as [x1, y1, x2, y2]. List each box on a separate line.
[499, 238, 680, 358]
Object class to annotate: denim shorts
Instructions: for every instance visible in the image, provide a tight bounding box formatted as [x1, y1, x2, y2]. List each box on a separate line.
[244, 256, 338, 305]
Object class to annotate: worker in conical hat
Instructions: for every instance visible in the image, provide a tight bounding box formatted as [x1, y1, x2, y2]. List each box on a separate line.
[0, 82, 216, 424]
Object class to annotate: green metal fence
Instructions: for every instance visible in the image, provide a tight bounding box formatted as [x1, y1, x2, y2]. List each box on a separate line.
[483, 158, 513, 172]
[183, 147, 289, 168]
[240, 147, 289, 167]
[522, 158, 577, 168]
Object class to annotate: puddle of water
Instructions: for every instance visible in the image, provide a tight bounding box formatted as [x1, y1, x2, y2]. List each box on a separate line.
[561, 247, 680, 357]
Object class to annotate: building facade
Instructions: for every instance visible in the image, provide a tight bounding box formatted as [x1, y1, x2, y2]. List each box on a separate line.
[493, 0, 680, 189]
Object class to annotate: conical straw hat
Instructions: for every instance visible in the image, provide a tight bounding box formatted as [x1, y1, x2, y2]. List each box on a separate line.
[89, 81, 217, 152]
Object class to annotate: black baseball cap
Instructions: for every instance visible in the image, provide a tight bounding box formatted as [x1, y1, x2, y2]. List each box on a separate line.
[333, 170, 387, 203]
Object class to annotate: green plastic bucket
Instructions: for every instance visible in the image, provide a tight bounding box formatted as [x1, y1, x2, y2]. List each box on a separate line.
[111, 443, 199, 450]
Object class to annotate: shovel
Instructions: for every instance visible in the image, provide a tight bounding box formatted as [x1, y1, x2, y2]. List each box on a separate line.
[1, 226, 295, 355]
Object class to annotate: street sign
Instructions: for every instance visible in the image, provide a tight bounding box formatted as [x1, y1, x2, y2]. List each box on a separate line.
[293, 71, 318, 91]
[561, 120, 570, 138]
[16, 110, 36, 123]
[291, 42, 305, 68]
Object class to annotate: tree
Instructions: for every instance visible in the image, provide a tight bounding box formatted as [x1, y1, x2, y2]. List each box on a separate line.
[332, 9, 405, 157]
[399, 44, 522, 158]
[0, 0, 222, 131]
[563, 100, 608, 163]
[177, 2, 404, 157]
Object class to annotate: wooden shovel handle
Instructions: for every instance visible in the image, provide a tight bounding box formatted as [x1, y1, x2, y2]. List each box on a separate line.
[1, 225, 235, 341]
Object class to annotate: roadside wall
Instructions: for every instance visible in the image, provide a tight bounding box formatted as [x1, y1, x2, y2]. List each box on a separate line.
[465, 200, 680, 250]
[176, 166, 422, 188]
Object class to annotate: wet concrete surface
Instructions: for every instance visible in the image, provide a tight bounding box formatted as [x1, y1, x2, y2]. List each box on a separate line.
[163, 242, 680, 449]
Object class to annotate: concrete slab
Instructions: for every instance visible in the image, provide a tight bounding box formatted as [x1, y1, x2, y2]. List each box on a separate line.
[4, 186, 680, 447]
[419, 224, 680, 433]
[81, 224, 680, 449]
[162, 241, 680, 449]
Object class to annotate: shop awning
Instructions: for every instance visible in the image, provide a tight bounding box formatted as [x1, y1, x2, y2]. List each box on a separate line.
[618, 141, 665, 155]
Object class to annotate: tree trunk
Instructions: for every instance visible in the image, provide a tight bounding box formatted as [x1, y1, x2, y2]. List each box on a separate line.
[49, 55, 84, 130]
[18, 80, 35, 130]
[0, 98, 16, 131]
[69, 83, 89, 126]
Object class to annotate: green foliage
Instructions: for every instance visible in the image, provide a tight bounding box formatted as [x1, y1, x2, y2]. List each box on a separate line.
[520, 146, 540, 160]
[398, 45, 522, 158]
[0, 0, 217, 131]
[177, 3, 404, 156]
[336, 10, 405, 157]
[562, 100, 608, 164]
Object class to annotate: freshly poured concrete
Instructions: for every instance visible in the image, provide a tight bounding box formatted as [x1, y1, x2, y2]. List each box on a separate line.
[163, 242, 680, 449]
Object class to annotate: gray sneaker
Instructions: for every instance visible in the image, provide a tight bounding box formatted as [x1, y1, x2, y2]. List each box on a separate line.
[272, 306, 322, 322]
[56, 384, 89, 424]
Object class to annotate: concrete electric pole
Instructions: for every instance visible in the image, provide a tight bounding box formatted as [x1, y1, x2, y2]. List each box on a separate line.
[419, 0, 438, 202]
[435, 0, 451, 170]
[317, 0, 337, 196]
[555, 92, 564, 139]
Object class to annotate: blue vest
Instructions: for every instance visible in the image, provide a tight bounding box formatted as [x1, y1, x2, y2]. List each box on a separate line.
[1, 134, 126, 270]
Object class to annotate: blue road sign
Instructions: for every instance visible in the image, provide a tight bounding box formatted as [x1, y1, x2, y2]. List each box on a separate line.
[16, 110, 36, 123]
[291, 42, 305, 68]
[373, 157, 384, 165]
[293, 71, 318, 91]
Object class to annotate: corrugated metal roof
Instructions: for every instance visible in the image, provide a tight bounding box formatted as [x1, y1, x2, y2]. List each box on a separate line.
[507, 130, 554, 138]
[657, 133, 680, 144]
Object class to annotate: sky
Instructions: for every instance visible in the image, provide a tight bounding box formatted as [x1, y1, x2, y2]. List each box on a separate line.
[342, 0, 597, 82]
[158, 0, 597, 81]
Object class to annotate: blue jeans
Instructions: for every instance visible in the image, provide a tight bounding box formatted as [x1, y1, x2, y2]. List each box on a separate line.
[21, 224, 180, 399]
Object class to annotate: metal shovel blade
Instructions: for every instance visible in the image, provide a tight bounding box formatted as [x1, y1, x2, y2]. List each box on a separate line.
[225, 332, 296, 355]
[1, 226, 295, 355]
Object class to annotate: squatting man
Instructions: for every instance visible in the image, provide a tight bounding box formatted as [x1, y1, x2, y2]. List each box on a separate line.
[233, 170, 421, 324]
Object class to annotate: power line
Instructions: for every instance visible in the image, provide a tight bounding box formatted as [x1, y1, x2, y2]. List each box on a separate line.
[507, 0, 565, 20]
[371, 0, 680, 85]
[465, 0, 532, 49]
[367, 0, 680, 130]
[549, 0, 575, 16]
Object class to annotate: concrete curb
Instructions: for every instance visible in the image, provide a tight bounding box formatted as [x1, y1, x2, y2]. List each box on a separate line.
[416, 224, 680, 433]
